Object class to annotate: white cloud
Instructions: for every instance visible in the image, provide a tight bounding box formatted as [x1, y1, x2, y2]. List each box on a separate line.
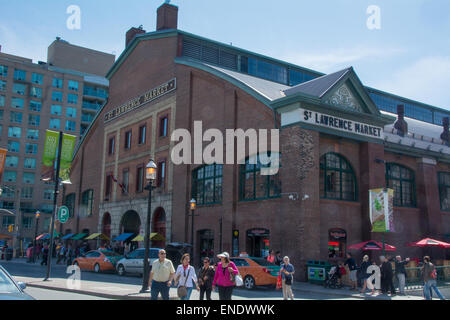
[280, 46, 405, 73]
[372, 56, 450, 110]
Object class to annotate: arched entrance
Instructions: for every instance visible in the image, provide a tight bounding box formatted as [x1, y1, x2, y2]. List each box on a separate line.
[152, 207, 166, 249]
[120, 210, 141, 251]
[246, 228, 270, 258]
[102, 213, 111, 239]
[198, 229, 214, 265]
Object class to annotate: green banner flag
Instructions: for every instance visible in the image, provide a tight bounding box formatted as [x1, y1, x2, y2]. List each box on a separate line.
[41, 130, 59, 180]
[59, 134, 76, 181]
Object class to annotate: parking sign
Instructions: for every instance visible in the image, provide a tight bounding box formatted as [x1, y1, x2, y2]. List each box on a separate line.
[58, 206, 70, 224]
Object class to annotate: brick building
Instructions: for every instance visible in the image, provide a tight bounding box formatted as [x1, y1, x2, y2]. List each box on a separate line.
[62, 3, 450, 279]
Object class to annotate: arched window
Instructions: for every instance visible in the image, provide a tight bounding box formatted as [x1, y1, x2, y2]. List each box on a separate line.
[385, 163, 416, 207]
[240, 154, 281, 201]
[192, 164, 223, 205]
[320, 153, 357, 201]
[438, 172, 450, 211]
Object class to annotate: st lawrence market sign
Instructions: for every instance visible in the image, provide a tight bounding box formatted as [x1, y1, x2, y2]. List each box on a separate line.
[281, 107, 383, 140]
[104, 78, 176, 123]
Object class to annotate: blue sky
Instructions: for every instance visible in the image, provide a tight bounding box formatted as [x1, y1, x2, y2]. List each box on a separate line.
[1, 0, 450, 109]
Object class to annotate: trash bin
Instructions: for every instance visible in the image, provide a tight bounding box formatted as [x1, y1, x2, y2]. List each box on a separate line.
[6, 248, 14, 261]
[306, 260, 332, 285]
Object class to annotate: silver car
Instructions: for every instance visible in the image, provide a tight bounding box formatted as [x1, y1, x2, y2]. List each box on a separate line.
[116, 248, 162, 276]
[0, 265, 34, 300]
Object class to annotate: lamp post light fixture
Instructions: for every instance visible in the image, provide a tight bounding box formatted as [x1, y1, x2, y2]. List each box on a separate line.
[189, 199, 197, 257]
[33, 211, 40, 263]
[141, 159, 157, 293]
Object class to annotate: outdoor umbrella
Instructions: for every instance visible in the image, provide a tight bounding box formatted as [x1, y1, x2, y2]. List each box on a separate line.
[347, 240, 396, 251]
[407, 238, 450, 248]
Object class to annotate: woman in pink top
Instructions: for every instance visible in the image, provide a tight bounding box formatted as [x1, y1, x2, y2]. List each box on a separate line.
[212, 252, 239, 300]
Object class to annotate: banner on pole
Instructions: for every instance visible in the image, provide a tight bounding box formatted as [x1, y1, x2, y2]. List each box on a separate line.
[369, 188, 394, 232]
[0, 148, 7, 181]
[59, 134, 76, 181]
[41, 130, 59, 181]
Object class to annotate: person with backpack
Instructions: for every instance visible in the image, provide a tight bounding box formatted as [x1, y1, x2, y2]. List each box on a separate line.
[422, 256, 445, 300]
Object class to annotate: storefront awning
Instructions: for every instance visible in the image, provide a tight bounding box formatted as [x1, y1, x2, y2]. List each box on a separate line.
[71, 233, 87, 240]
[61, 233, 74, 240]
[113, 233, 134, 242]
[85, 233, 110, 241]
[41, 233, 61, 240]
[36, 234, 48, 241]
[131, 233, 166, 242]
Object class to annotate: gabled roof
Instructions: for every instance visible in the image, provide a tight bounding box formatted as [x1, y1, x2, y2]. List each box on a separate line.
[283, 68, 352, 98]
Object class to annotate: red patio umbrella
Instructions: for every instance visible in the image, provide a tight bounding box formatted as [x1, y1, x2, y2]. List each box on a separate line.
[407, 238, 450, 248]
[348, 240, 396, 251]
[35, 234, 48, 241]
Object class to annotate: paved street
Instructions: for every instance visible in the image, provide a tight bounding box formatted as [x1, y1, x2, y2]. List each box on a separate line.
[1, 259, 447, 300]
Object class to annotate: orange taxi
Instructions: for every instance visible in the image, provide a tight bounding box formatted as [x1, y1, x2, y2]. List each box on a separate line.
[73, 250, 123, 273]
[230, 256, 281, 290]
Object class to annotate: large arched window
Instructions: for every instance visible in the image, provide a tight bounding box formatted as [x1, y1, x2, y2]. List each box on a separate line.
[192, 164, 223, 205]
[320, 153, 357, 201]
[240, 154, 281, 201]
[385, 163, 416, 207]
[438, 172, 450, 211]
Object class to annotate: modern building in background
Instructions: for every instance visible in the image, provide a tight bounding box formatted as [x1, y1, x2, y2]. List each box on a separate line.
[60, 2, 450, 280]
[0, 39, 115, 253]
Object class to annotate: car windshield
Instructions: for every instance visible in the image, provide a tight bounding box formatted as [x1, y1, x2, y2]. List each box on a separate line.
[0, 267, 19, 294]
[102, 251, 122, 257]
[251, 258, 277, 267]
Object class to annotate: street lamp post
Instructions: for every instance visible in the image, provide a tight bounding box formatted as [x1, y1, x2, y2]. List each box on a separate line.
[140, 160, 157, 293]
[33, 211, 40, 263]
[189, 199, 197, 258]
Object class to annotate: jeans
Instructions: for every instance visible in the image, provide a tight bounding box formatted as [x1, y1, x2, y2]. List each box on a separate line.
[397, 273, 406, 295]
[424, 280, 445, 300]
[200, 286, 212, 300]
[151, 280, 170, 300]
[218, 285, 234, 300]
[180, 287, 193, 300]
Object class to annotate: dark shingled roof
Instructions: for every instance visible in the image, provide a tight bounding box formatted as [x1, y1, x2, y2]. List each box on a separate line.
[283, 67, 352, 98]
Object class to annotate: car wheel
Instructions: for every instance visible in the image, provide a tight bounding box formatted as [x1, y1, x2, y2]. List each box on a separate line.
[94, 263, 101, 273]
[244, 276, 255, 290]
[117, 264, 126, 276]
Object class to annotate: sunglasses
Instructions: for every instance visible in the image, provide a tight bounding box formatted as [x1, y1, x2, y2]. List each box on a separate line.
[203, 261, 209, 264]
[159, 253, 166, 255]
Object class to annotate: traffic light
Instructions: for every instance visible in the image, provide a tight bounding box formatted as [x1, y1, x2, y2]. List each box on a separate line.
[8, 224, 14, 233]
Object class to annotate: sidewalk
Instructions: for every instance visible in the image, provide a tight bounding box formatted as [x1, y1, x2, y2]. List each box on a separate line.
[13, 274, 431, 300]
[7, 258, 445, 300]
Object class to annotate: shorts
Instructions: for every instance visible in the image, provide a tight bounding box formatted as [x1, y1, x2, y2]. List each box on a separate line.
[350, 270, 357, 281]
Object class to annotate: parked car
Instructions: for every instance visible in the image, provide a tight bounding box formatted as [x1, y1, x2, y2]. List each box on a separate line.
[0, 265, 34, 300]
[73, 250, 123, 273]
[230, 257, 281, 290]
[116, 248, 162, 276]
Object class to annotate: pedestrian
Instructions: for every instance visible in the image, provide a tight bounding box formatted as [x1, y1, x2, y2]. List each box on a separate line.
[267, 250, 275, 264]
[345, 252, 358, 290]
[395, 255, 410, 296]
[359, 255, 374, 294]
[274, 251, 283, 266]
[66, 245, 73, 266]
[422, 256, 445, 300]
[57, 244, 66, 264]
[149, 249, 175, 300]
[198, 257, 215, 300]
[212, 252, 239, 300]
[280, 256, 295, 300]
[41, 245, 49, 266]
[175, 253, 199, 300]
[380, 256, 395, 295]
[26, 244, 33, 263]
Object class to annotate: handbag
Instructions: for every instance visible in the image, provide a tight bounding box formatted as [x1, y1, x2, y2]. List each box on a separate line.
[177, 267, 191, 298]
[235, 274, 243, 287]
[431, 268, 437, 280]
